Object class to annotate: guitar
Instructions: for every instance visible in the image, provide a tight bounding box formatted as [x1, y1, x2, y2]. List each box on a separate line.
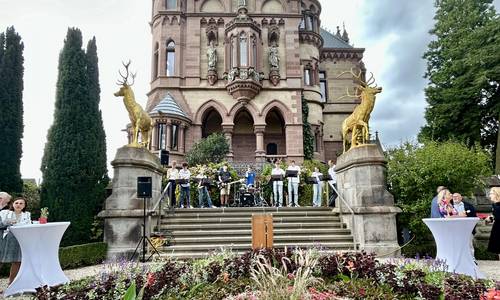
[218, 179, 245, 189]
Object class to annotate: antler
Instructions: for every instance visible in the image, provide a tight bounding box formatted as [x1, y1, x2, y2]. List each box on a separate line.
[117, 60, 136, 86]
[366, 72, 376, 87]
[336, 86, 361, 101]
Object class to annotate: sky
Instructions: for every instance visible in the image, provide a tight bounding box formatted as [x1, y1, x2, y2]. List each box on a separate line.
[0, 0, 498, 181]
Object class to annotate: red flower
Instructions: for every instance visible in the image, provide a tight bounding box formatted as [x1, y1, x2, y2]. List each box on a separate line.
[146, 272, 155, 287]
[287, 273, 295, 280]
[359, 288, 366, 297]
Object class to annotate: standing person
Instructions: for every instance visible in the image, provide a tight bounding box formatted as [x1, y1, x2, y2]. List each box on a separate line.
[271, 162, 285, 207]
[166, 161, 179, 208]
[197, 167, 213, 208]
[0, 192, 11, 275]
[287, 160, 301, 207]
[178, 162, 191, 209]
[311, 167, 323, 207]
[486, 187, 500, 259]
[327, 160, 337, 207]
[431, 186, 447, 218]
[437, 189, 457, 217]
[218, 165, 231, 207]
[0, 192, 11, 210]
[452, 193, 478, 257]
[245, 166, 256, 187]
[0, 198, 31, 285]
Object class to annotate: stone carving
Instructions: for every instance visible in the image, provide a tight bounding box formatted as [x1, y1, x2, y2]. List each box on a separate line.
[207, 41, 217, 70]
[269, 69, 280, 86]
[269, 45, 280, 69]
[228, 67, 239, 82]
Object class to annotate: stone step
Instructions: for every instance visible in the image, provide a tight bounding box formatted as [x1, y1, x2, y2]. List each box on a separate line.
[170, 235, 353, 245]
[161, 222, 345, 231]
[160, 242, 356, 252]
[162, 210, 336, 218]
[165, 207, 335, 214]
[158, 248, 352, 259]
[167, 228, 352, 237]
[162, 216, 340, 224]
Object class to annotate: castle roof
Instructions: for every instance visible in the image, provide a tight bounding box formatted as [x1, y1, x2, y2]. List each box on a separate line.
[150, 93, 188, 119]
[320, 28, 353, 49]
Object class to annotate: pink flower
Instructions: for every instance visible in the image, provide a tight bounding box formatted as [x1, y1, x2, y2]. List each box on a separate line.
[146, 272, 155, 287]
[287, 273, 295, 280]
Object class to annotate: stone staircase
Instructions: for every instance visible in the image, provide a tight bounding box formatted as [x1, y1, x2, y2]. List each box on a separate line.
[155, 207, 355, 259]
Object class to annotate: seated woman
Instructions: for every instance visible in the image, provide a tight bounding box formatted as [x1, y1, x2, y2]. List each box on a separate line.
[0, 198, 31, 285]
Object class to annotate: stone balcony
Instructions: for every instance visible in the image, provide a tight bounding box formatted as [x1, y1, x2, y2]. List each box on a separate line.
[225, 67, 264, 105]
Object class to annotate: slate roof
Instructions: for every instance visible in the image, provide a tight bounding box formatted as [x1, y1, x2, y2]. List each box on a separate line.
[320, 28, 353, 49]
[150, 93, 188, 119]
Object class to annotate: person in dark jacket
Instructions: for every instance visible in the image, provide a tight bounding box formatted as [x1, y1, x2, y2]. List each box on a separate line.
[451, 193, 477, 217]
[487, 187, 500, 260]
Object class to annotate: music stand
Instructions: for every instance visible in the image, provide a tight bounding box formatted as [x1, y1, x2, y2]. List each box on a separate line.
[175, 179, 188, 185]
[285, 170, 298, 178]
[306, 177, 318, 184]
[269, 175, 284, 183]
[130, 197, 161, 262]
[322, 174, 332, 181]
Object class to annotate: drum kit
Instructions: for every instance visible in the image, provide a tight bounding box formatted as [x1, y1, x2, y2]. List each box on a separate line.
[234, 182, 267, 207]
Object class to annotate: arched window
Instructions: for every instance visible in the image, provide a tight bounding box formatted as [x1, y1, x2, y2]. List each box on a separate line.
[153, 42, 159, 79]
[157, 123, 166, 149]
[251, 36, 257, 67]
[171, 124, 179, 150]
[239, 32, 248, 66]
[165, 0, 176, 9]
[231, 36, 237, 68]
[166, 41, 175, 76]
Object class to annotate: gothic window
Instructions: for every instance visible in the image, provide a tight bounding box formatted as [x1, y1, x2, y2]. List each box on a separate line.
[166, 41, 175, 76]
[239, 32, 248, 66]
[299, 18, 305, 30]
[157, 123, 166, 150]
[153, 42, 159, 79]
[319, 71, 328, 102]
[165, 0, 176, 9]
[306, 15, 313, 31]
[304, 64, 313, 86]
[314, 131, 320, 152]
[231, 36, 237, 68]
[171, 124, 179, 150]
[251, 36, 257, 67]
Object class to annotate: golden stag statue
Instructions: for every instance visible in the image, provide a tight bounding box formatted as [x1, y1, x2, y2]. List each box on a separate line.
[114, 61, 153, 148]
[339, 69, 382, 152]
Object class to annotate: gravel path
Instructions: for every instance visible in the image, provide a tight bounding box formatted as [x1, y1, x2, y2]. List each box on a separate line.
[0, 260, 498, 299]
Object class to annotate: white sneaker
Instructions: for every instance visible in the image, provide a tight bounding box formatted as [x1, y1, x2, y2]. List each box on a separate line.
[189, 205, 193, 208]
[296, 204, 301, 207]
[180, 205, 184, 208]
[212, 205, 217, 208]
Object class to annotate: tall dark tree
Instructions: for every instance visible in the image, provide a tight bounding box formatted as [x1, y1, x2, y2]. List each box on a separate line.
[419, 0, 500, 170]
[302, 95, 314, 160]
[41, 28, 108, 245]
[0, 27, 24, 193]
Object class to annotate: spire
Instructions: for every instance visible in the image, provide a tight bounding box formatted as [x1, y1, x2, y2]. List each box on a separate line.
[342, 22, 349, 43]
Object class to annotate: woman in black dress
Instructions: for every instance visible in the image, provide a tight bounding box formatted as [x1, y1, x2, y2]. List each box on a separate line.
[487, 187, 500, 259]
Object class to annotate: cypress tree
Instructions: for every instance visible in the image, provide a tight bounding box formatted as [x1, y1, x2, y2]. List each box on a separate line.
[41, 28, 108, 245]
[0, 27, 24, 193]
[302, 95, 314, 160]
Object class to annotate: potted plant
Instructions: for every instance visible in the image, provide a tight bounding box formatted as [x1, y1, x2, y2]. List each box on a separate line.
[39, 207, 49, 224]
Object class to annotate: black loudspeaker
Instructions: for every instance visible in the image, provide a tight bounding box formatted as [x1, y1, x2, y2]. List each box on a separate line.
[137, 176, 152, 198]
[160, 150, 169, 165]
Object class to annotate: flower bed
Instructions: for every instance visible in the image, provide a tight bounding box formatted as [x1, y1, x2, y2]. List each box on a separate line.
[35, 248, 497, 300]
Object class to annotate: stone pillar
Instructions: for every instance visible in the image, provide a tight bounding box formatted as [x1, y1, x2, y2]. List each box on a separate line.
[222, 124, 234, 160]
[179, 124, 186, 153]
[99, 146, 163, 259]
[254, 124, 266, 162]
[151, 122, 158, 151]
[166, 121, 172, 150]
[335, 144, 401, 256]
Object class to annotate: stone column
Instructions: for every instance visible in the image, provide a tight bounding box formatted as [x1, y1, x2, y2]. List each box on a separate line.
[151, 122, 158, 151]
[335, 144, 401, 256]
[222, 124, 234, 160]
[99, 146, 163, 259]
[254, 124, 266, 162]
[179, 124, 186, 153]
[166, 121, 172, 151]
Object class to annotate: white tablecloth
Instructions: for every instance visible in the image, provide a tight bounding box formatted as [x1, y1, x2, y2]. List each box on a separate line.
[4, 222, 70, 297]
[423, 218, 484, 278]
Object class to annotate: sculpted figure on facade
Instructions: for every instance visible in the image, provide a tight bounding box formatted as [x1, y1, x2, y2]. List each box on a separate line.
[207, 41, 217, 70]
[269, 45, 280, 70]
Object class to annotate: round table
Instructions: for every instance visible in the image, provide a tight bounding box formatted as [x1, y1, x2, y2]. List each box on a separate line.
[423, 217, 484, 278]
[4, 222, 70, 297]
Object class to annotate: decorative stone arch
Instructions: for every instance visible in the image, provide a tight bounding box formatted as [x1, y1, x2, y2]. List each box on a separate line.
[200, 0, 225, 13]
[228, 101, 261, 124]
[194, 99, 229, 125]
[260, 99, 293, 125]
[261, 0, 285, 14]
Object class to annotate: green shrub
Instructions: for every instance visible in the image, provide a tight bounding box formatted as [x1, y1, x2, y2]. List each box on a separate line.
[185, 133, 230, 166]
[58, 242, 107, 269]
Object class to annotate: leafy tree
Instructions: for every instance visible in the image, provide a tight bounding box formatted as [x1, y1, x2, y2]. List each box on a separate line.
[185, 133, 229, 166]
[302, 95, 314, 160]
[0, 27, 24, 193]
[420, 0, 500, 171]
[386, 140, 492, 244]
[41, 28, 108, 246]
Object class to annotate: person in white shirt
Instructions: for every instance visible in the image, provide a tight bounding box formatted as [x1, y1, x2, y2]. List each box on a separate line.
[287, 160, 301, 207]
[197, 167, 213, 208]
[271, 162, 285, 207]
[327, 160, 337, 207]
[178, 162, 191, 208]
[166, 161, 179, 207]
[311, 167, 323, 207]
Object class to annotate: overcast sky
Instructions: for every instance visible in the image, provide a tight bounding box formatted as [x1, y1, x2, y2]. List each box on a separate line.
[0, 0, 498, 181]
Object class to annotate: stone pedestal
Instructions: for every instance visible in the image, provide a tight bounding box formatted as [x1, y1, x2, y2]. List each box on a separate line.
[335, 144, 401, 256]
[98, 146, 163, 259]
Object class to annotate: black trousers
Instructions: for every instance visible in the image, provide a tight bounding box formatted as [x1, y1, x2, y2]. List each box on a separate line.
[328, 183, 338, 207]
[168, 180, 177, 207]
